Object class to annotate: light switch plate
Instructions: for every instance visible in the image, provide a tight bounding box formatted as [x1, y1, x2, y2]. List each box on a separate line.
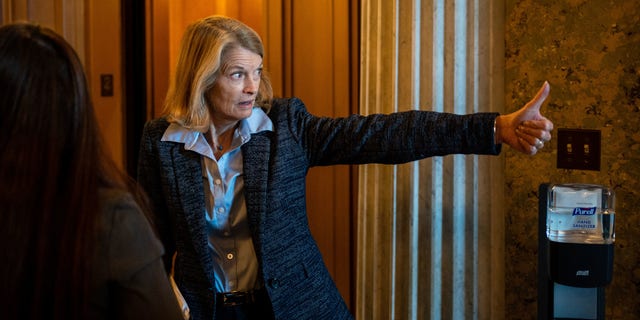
[556, 128, 601, 171]
[100, 74, 114, 97]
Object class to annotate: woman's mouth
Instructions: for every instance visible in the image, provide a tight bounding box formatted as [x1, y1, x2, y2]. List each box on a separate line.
[238, 99, 254, 107]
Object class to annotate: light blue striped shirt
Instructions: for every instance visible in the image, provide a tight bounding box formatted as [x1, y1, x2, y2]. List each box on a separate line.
[161, 107, 273, 292]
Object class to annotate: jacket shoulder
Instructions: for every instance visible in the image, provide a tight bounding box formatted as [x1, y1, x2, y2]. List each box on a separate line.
[266, 97, 312, 127]
[140, 118, 171, 146]
[143, 118, 170, 134]
[269, 97, 306, 113]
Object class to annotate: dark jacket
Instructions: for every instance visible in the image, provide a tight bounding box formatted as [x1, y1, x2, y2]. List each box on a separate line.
[90, 188, 184, 320]
[137, 97, 501, 320]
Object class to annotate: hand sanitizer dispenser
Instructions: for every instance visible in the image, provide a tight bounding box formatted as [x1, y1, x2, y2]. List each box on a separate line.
[538, 183, 615, 320]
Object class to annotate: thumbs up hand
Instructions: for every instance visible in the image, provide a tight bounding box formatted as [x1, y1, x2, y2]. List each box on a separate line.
[495, 81, 554, 155]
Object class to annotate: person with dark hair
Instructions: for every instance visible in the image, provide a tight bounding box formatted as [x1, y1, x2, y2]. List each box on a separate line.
[0, 22, 184, 320]
[137, 15, 553, 320]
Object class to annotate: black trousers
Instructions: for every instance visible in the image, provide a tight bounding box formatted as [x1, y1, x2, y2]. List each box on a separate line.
[214, 287, 275, 320]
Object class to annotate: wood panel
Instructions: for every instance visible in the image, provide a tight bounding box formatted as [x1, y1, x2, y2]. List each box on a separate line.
[287, 0, 354, 309]
[1, 0, 122, 169]
[87, 0, 123, 169]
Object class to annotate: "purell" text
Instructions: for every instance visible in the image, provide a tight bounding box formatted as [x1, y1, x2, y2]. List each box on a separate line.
[572, 207, 596, 216]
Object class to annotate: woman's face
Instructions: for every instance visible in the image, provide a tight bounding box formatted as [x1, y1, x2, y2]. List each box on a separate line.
[208, 46, 262, 128]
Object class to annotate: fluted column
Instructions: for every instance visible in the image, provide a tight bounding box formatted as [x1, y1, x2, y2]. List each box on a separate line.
[356, 0, 506, 319]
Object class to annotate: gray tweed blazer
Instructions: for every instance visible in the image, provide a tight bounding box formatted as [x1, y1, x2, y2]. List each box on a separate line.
[137, 97, 501, 320]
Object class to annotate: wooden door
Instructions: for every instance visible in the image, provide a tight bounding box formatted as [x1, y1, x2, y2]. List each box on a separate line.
[282, 1, 358, 309]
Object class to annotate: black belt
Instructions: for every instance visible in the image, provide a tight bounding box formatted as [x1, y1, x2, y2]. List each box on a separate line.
[216, 287, 265, 307]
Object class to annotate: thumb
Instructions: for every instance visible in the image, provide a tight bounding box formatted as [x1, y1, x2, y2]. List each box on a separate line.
[524, 81, 550, 117]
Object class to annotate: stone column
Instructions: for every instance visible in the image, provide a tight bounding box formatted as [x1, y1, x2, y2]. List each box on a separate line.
[356, 0, 506, 319]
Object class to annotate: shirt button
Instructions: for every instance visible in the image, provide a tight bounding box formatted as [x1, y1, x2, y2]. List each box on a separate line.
[218, 207, 225, 213]
[226, 253, 234, 260]
[223, 231, 231, 237]
[214, 179, 222, 185]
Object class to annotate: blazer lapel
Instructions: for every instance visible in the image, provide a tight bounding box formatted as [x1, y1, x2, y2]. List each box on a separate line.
[169, 145, 216, 284]
[242, 133, 272, 253]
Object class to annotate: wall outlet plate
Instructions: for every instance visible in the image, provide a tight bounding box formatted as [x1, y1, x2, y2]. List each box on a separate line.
[556, 128, 601, 171]
[100, 74, 114, 97]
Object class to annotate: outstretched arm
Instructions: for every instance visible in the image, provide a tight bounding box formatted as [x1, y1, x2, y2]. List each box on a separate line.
[495, 81, 554, 155]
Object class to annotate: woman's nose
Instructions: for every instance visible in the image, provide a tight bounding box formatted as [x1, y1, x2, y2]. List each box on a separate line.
[244, 77, 259, 94]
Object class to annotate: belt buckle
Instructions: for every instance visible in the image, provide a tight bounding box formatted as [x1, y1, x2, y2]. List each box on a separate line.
[221, 291, 253, 306]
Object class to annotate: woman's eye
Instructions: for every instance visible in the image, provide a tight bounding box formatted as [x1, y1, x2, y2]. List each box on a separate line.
[230, 72, 243, 79]
[252, 69, 262, 80]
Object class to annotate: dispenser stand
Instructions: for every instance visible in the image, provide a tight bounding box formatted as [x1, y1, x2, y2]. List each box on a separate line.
[537, 183, 605, 320]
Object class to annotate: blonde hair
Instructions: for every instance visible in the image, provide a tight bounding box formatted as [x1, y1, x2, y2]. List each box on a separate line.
[163, 15, 273, 131]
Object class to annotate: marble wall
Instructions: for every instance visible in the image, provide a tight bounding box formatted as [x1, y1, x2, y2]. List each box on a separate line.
[504, 0, 639, 318]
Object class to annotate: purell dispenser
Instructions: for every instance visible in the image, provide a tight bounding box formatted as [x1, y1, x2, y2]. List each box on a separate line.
[538, 183, 615, 320]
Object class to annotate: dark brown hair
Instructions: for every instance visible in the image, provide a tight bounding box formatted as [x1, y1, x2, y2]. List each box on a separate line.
[0, 22, 146, 319]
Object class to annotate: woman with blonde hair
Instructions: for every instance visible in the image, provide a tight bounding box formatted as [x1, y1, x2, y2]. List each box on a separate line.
[138, 15, 553, 320]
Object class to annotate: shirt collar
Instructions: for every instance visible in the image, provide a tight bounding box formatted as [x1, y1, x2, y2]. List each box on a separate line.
[161, 107, 273, 158]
